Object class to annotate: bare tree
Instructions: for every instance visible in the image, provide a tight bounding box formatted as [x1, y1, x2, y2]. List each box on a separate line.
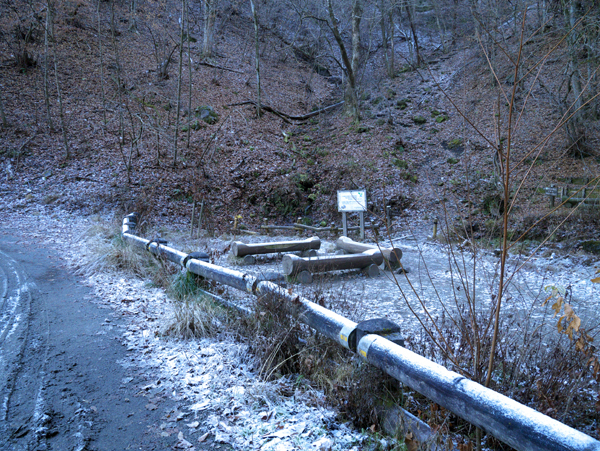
[326, 0, 362, 120]
[148, 24, 179, 81]
[0, 91, 8, 128]
[5, 0, 38, 70]
[110, 0, 131, 181]
[250, 0, 262, 117]
[43, 0, 54, 129]
[44, 0, 70, 159]
[378, 0, 395, 78]
[560, 0, 599, 156]
[403, 0, 422, 66]
[202, 0, 218, 57]
[174, 0, 186, 166]
[186, 1, 193, 148]
[97, 0, 108, 128]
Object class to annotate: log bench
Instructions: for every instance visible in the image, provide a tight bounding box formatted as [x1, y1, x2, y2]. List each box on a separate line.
[282, 249, 383, 283]
[231, 237, 320, 264]
[335, 236, 402, 268]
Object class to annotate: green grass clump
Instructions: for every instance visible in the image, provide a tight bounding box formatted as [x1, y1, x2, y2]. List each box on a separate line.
[392, 159, 408, 169]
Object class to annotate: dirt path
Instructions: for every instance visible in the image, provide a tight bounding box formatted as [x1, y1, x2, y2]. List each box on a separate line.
[0, 231, 183, 451]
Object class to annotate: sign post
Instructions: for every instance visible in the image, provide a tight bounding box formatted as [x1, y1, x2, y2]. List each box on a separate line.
[337, 190, 367, 239]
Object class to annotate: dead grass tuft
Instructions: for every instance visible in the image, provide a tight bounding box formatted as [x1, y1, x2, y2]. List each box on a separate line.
[162, 295, 226, 339]
[241, 290, 403, 430]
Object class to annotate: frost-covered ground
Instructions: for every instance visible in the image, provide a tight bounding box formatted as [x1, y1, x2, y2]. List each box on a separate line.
[204, 228, 600, 335]
[0, 202, 394, 451]
[3, 189, 599, 450]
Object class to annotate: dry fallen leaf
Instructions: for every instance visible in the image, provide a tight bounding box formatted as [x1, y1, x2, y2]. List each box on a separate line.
[404, 431, 418, 451]
[198, 432, 210, 443]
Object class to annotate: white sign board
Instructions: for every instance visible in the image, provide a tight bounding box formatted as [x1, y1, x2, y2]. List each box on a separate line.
[337, 190, 367, 212]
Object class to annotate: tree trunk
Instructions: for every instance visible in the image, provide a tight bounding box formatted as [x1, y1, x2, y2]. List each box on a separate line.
[564, 0, 589, 156]
[110, 0, 129, 182]
[174, 0, 186, 167]
[379, 0, 394, 78]
[43, 1, 54, 130]
[350, 0, 362, 117]
[129, 0, 138, 32]
[282, 250, 383, 276]
[0, 91, 8, 127]
[186, 3, 192, 148]
[327, 0, 360, 120]
[433, 0, 447, 53]
[405, 1, 422, 66]
[97, 0, 107, 128]
[53, 55, 70, 160]
[388, 6, 395, 76]
[232, 237, 320, 257]
[335, 236, 402, 265]
[202, 0, 217, 57]
[250, 0, 262, 118]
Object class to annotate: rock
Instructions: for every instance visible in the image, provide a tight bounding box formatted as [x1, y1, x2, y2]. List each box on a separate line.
[580, 240, 600, 254]
[194, 106, 219, 124]
[311, 437, 333, 450]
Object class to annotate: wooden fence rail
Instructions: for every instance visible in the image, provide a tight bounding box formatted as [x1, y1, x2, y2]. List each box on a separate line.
[546, 184, 600, 208]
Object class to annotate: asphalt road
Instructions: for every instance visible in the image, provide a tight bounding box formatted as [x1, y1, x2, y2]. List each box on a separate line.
[0, 231, 180, 451]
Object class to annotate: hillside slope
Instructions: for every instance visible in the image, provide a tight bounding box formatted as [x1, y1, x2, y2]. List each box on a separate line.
[1, 0, 599, 248]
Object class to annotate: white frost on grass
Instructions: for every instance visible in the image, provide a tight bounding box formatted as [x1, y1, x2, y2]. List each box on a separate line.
[85, 274, 367, 450]
[0, 209, 378, 450]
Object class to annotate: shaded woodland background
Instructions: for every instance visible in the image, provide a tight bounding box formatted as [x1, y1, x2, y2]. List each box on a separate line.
[1, 0, 599, 242]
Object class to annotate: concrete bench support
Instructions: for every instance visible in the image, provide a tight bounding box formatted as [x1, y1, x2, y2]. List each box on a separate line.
[335, 236, 402, 267]
[232, 237, 320, 257]
[282, 249, 383, 283]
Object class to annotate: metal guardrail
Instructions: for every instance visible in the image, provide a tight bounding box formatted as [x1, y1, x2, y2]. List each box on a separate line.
[121, 213, 600, 451]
